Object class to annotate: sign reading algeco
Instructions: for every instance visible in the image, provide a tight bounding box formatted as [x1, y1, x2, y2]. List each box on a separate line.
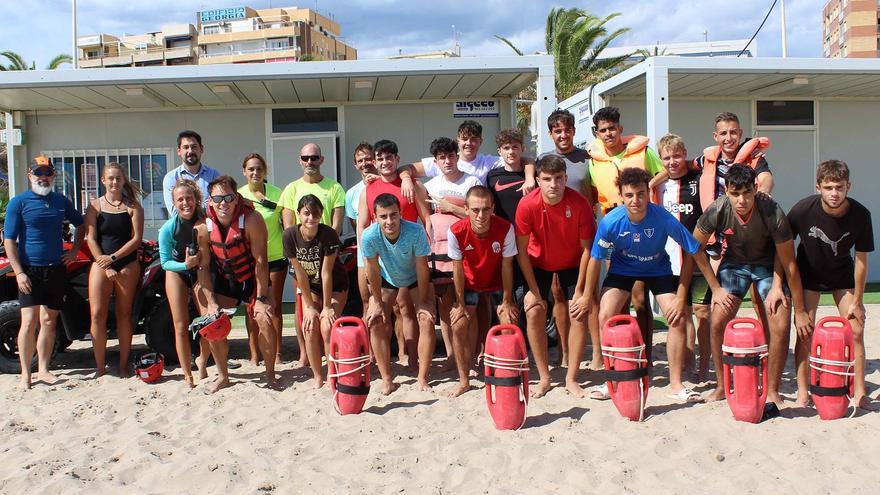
[453, 100, 499, 118]
[200, 7, 247, 23]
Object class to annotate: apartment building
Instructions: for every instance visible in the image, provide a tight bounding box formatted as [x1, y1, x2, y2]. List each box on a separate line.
[197, 6, 356, 64]
[823, 0, 880, 58]
[76, 6, 356, 68]
[77, 24, 199, 68]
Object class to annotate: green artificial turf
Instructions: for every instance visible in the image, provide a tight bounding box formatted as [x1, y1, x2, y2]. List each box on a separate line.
[231, 285, 880, 330]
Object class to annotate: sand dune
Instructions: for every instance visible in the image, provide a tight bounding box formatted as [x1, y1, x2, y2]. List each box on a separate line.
[1, 305, 877, 493]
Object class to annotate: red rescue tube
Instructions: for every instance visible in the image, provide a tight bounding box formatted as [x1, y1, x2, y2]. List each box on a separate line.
[483, 324, 529, 430]
[602, 315, 649, 422]
[810, 316, 855, 420]
[328, 316, 372, 415]
[722, 318, 768, 423]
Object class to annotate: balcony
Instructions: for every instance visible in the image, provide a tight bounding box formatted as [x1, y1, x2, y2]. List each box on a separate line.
[198, 25, 299, 45]
[199, 46, 300, 64]
[164, 46, 197, 60]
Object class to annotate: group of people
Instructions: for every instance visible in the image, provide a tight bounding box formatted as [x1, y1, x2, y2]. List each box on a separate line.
[4, 109, 873, 410]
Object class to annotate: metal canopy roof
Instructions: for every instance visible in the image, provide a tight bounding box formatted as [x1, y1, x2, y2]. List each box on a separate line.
[0, 55, 548, 112]
[593, 56, 880, 99]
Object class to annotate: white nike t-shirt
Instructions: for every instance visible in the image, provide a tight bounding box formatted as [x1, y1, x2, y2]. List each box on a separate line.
[421, 154, 501, 185]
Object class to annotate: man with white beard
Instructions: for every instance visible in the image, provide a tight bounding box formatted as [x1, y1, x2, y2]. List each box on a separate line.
[3, 156, 85, 389]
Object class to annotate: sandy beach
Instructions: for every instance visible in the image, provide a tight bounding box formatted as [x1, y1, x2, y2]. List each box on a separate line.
[1, 304, 877, 494]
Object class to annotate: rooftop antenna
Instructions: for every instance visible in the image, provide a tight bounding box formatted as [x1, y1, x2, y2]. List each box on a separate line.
[703, 30, 708, 42]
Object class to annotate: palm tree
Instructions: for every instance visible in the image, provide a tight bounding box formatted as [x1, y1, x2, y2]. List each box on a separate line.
[635, 44, 669, 60]
[0, 51, 72, 71]
[496, 8, 632, 131]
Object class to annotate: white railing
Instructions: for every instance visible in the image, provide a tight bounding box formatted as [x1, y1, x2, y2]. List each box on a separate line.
[201, 45, 299, 58]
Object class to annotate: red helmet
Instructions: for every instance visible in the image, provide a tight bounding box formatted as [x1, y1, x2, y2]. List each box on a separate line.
[190, 312, 232, 342]
[135, 353, 164, 383]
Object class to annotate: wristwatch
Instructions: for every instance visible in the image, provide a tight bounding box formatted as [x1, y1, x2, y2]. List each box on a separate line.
[110, 255, 117, 262]
[256, 295, 269, 303]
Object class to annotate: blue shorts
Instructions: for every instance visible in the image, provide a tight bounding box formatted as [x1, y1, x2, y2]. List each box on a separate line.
[718, 262, 790, 300]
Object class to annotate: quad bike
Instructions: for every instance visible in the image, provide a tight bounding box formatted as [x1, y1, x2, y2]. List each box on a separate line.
[0, 235, 197, 373]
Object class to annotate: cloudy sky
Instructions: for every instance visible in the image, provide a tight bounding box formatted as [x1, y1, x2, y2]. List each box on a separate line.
[2, 0, 823, 67]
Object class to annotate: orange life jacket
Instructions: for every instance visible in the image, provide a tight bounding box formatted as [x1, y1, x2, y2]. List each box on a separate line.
[698, 137, 771, 211]
[428, 195, 466, 277]
[587, 135, 653, 210]
[206, 198, 255, 283]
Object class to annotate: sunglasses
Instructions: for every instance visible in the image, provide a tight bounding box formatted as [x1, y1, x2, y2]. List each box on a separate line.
[32, 168, 55, 177]
[300, 155, 321, 162]
[210, 193, 237, 204]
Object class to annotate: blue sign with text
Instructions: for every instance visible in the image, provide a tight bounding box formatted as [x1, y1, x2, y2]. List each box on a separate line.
[200, 7, 247, 23]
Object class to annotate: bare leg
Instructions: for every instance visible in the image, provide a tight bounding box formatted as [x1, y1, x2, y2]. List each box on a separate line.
[113, 261, 141, 378]
[87, 264, 113, 377]
[293, 289, 308, 368]
[397, 289, 418, 372]
[684, 306, 696, 375]
[551, 275, 569, 367]
[693, 303, 711, 382]
[449, 306, 477, 397]
[16, 307, 39, 389]
[832, 289, 869, 407]
[631, 281, 653, 363]
[270, 269, 286, 365]
[765, 296, 792, 407]
[436, 286, 455, 372]
[415, 285, 436, 391]
[564, 298, 592, 397]
[795, 290, 820, 407]
[370, 289, 399, 395]
[166, 273, 195, 387]
[656, 293, 689, 395]
[593, 287, 632, 399]
[587, 307, 602, 370]
[392, 303, 407, 364]
[705, 298, 742, 402]
[524, 291, 551, 397]
[303, 294, 324, 388]
[245, 313, 261, 365]
[36, 307, 60, 384]
[255, 308, 278, 389]
[207, 339, 231, 393]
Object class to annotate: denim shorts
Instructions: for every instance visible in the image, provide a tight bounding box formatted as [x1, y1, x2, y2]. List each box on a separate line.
[718, 262, 790, 300]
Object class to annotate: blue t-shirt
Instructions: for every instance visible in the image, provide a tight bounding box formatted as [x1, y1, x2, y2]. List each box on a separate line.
[4, 190, 84, 266]
[162, 163, 221, 215]
[361, 220, 430, 288]
[591, 203, 700, 277]
[345, 181, 365, 221]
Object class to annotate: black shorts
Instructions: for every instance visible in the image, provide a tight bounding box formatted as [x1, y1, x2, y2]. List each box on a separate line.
[603, 273, 679, 295]
[19, 265, 66, 310]
[211, 270, 256, 306]
[801, 274, 854, 293]
[464, 289, 503, 306]
[268, 258, 289, 273]
[533, 267, 579, 300]
[381, 277, 418, 291]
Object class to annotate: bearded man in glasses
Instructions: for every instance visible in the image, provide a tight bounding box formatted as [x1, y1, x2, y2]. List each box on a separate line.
[192, 175, 276, 393]
[4, 156, 85, 389]
[279, 143, 345, 234]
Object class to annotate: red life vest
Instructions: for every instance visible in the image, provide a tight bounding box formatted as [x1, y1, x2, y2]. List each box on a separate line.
[366, 176, 419, 223]
[206, 198, 255, 283]
[698, 137, 771, 211]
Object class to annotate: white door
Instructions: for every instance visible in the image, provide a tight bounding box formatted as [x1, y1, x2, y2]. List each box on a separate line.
[269, 134, 338, 303]
[269, 133, 338, 189]
[752, 129, 816, 212]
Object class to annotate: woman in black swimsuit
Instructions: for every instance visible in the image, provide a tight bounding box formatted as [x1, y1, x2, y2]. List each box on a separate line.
[85, 163, 144, 377]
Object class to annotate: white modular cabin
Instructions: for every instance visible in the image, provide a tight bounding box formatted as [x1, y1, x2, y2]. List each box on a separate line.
[561, 56, 880, 281]
[0, 55, 556, 238]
